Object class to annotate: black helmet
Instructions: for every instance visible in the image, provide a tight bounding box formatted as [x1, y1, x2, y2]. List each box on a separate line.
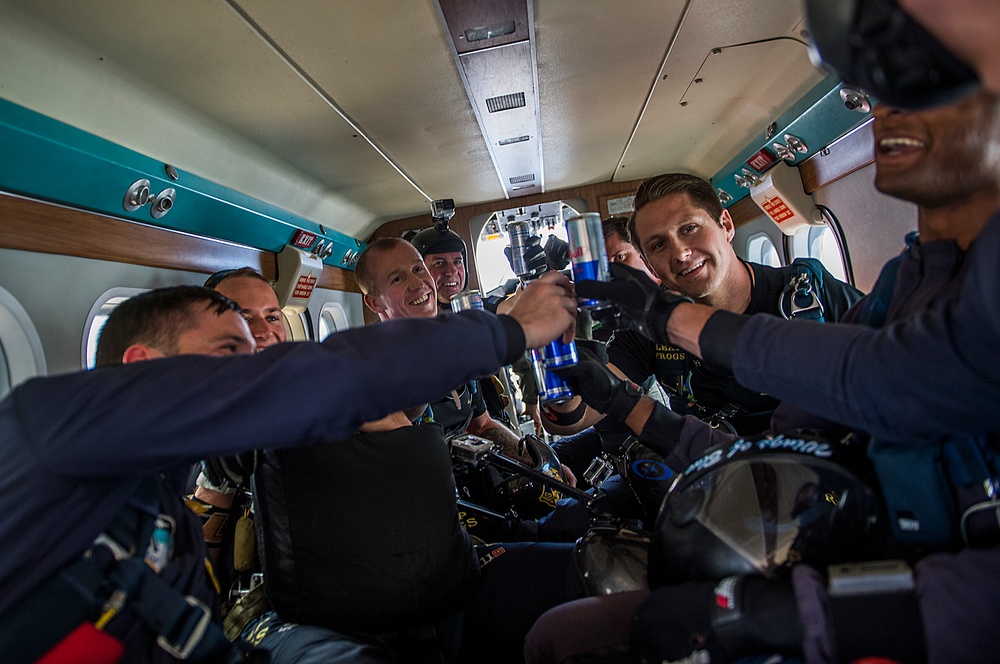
[805, 0, 979, 110]
[648, 433, 887, 587]
[410, 227, 468, 263]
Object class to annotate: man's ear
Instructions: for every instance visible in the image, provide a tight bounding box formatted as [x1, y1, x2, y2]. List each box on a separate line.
[121, 344, 164, 365]
[719, 209, 736, 242]
[363, 293, 384, 316]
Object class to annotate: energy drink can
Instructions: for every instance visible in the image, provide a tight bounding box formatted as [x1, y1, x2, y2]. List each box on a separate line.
[564, 212, 610, 309]
[450, 289, 485, 313]
[530, 349, 574, 404]
[541, 338, 578, 370]
[507, 220, 533, 277]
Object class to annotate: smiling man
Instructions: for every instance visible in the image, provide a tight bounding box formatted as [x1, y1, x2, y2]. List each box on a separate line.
[543, 173, 861, 439]
[204, 267, 287, 351]
[357, 238, 526, 454]
[410, 224, 469, 307]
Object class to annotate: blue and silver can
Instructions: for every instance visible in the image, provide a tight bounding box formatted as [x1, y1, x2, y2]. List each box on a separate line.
[564, 212, 611, 309]
[541, 337, 578, 370]
[450, 289, 485, 313]
[507, 220, 533, 277]
[530, 349, 574, 404]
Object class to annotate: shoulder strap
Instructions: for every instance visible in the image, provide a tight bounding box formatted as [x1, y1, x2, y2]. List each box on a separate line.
[779, 258, 827, 322]
[859, 233, 918, 329]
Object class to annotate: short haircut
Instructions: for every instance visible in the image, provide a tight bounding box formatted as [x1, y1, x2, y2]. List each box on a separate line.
[94, 286, 240, 367]
[602, 215, 633, 243]
[627, 173, 723, 255]
[355, 237, 413, 295]
[203, 266, 271, 290]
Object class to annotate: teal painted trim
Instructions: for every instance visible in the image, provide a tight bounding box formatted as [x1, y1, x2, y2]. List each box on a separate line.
[711, 77, 873, 208]
[0, 98, 365, 270]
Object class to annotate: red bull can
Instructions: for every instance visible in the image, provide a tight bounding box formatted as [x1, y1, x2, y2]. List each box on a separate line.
[530, 349, 574, 404]
[541, 337, 578, 370]
[507, 220, 533, 277]
[565, 212, 610, 309]
[450, 289, 484, 313]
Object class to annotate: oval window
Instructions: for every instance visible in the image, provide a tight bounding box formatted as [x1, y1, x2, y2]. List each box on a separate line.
[0, 286, 47, 399]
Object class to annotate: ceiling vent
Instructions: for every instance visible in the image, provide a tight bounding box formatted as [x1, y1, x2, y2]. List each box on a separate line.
[465, 21, 516, 42]
[434, 0, 543, 199]
[486, 92, 526, 113]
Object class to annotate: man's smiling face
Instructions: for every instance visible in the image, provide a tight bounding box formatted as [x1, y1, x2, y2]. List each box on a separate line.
[362, 242, 439, 320]
[425, 250, 466, 305]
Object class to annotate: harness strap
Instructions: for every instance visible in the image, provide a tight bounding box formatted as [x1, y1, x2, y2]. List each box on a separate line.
[779, 259, 826, 322]
[109, 557, 234, 661]
[858, 231, 918, 328]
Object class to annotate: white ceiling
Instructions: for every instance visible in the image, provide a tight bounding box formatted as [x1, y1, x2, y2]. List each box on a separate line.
[0, 0, 824, 240]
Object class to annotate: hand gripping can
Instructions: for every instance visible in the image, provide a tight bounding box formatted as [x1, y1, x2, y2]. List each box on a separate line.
[564, 212, 611, 309]
[450, 289, 485, 313]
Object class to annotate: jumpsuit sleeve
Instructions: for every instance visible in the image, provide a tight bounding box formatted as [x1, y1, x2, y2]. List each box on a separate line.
[12, 310, 521, 476]
[729, 214, 1000, 440]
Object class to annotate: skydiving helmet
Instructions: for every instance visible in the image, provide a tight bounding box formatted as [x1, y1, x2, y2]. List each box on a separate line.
[805, 0, 979, 109]
[410, 226, 468, 263]
[648, 433, 887, 587]
[485, 434, 567, 520]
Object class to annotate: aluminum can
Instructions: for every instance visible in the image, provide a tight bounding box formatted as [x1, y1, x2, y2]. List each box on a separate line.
[507, 220, 533, 277]
[541, 337, 578, 370]
[564, 212, 610, 309]
[450, 289, 484, 313]
[530, 349, 574, 404]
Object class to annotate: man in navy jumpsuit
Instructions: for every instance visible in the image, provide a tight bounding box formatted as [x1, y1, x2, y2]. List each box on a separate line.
[526, 87, 1000, 664]
[0, 270, 576, 661]
[542, 173, 861, 444]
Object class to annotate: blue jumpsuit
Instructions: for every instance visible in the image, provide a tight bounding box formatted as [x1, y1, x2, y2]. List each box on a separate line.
[0, 311, 524, 654]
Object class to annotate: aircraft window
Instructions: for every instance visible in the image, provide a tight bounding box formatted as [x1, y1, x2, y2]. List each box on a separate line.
[317, 303, 348, 341]
[83, 289, 146, 369]
[789, 224, 850, 284]
[746, 232, 782, 268]
[281, 311, 308, 342]
[0, 286, 47, 399]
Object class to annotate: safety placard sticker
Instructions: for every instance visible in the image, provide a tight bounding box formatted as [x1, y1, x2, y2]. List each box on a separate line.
[292, 274, 317, 299]
[761, 196, 795, 224]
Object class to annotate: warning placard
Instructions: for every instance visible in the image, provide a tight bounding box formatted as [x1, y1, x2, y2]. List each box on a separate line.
[292, 274, 318, 300]
[761, 196, 795, 224]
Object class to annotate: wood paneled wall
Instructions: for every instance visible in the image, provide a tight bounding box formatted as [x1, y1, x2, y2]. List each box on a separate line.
[0, 192, 359, 292]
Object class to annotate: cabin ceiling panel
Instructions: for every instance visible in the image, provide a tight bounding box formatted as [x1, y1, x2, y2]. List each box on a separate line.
[235, 0, 504, 214]
[619, 0, 823, 182]
[535, 0, 688, 191]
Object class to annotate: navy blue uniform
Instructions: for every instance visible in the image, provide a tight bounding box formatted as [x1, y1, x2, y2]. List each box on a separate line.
[724, 212, 1000, 440]
[527, 234, 1000, 664]
[609, 261, 861, 434]
[0, 311, 523, 622]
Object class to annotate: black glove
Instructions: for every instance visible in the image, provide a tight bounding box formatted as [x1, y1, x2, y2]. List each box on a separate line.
[631, 575, 803, 664]
[504, 235, 548, 277]
[543, 234, 570, 271]
[576, 262, 692, 344]
[552, 346, 643, 421]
